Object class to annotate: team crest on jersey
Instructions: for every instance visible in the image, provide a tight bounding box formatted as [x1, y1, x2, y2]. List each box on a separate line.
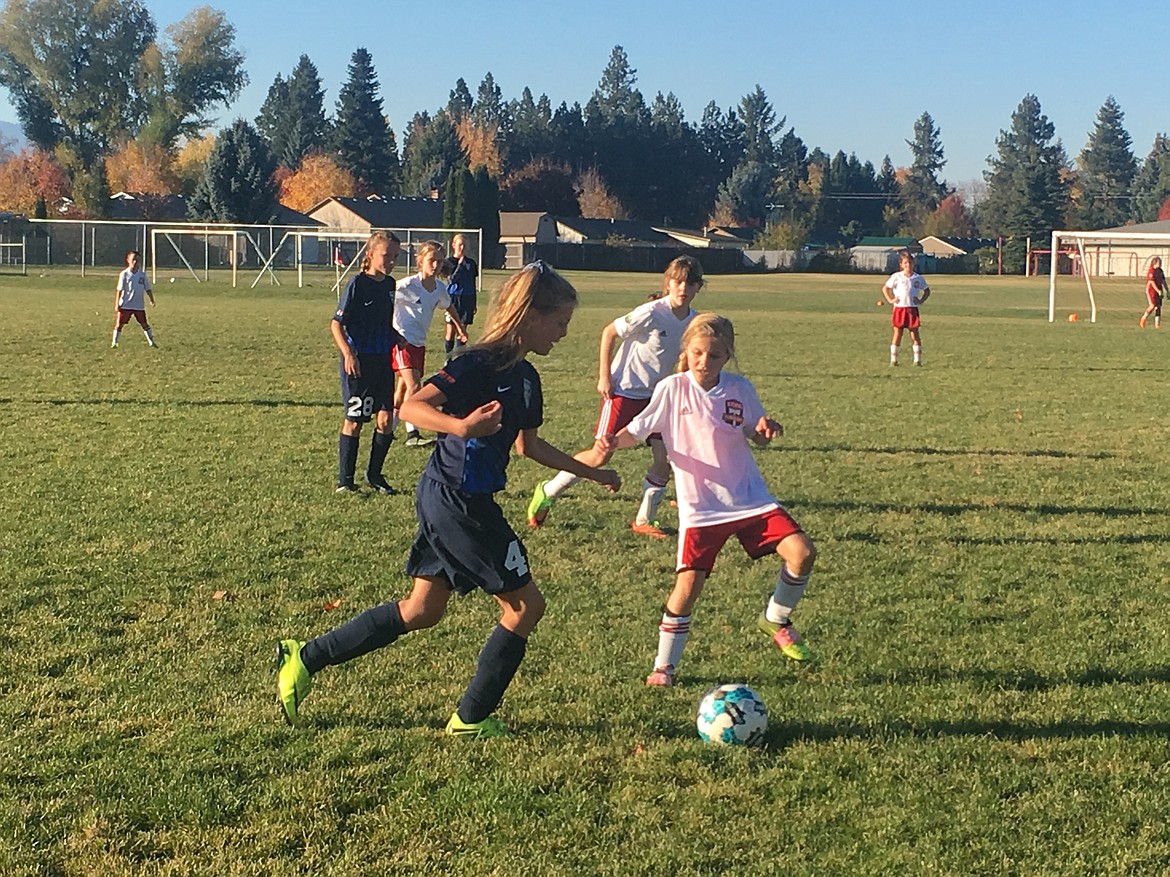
[722, 399, 744, 427]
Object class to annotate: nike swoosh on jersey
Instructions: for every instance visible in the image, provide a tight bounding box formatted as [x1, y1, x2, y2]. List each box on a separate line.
[497, 385, 512, 392]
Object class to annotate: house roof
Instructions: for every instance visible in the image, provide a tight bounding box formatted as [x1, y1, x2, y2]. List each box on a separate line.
[499, 212, 549, 238]
[555, 216, 673, 243]
[271, 203, 322, 227]
[308, 196, 443, 229]
[108, 192, 189, 221]
[854, 236, 916, 248]
[1097, 219, 1170, 234]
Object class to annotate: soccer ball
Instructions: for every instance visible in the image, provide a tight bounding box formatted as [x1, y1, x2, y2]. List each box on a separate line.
[696, 684, 768, 746]
[169, 277, 176, 283]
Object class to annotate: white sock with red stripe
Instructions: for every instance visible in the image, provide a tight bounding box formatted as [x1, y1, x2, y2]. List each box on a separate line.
[912, 344, 922, 363]
[635, 474, 669, 525]
[544, 470, 579, 499]
[653, 611, 690, 671]
[765, 566, 809, 625]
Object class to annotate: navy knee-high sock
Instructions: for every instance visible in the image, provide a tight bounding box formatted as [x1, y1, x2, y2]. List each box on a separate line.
[457, 625, 527, 724]
[300, 601, 405, 674]
[367, 429, 393, 480]
[338, 433, 359, 487]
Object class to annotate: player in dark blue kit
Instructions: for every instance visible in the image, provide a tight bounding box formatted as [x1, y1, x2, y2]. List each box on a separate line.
[277, 261, 621, 737]
[441, 232, 478, 361]
[330, 231, 401, 494]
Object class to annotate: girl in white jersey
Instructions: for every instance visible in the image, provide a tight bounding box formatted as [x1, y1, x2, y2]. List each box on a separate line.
[392, 240, 468, 446]
[527, 255, 704, 538]
[602, 313, 817, 687]
[881, 250, 931, 366]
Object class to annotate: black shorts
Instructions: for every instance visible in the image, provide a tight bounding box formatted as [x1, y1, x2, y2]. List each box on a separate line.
[406, 476, 531, 595]
[445, 294, 477, 327]
[340, 353, 394, 422]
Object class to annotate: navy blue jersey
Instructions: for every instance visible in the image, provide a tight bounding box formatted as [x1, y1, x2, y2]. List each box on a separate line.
[422, 348, 542, 494]
[333, 272, 397, 355]
[442, 256, 478, 298]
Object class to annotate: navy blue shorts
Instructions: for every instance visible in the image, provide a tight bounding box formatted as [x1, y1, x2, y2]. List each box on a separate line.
[406, 476, 531, 595]
[340, 354, 394, 422]
[445, 294, 477, 327]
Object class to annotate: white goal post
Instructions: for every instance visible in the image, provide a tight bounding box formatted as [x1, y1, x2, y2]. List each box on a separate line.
[1049, 229, 1170, 322]
[0, 236, 26, 275]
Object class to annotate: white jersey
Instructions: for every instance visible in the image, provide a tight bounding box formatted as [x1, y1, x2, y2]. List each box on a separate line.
[116, 268, 151, 310]
[625, 370, 779, 528]
[884, 270, 929, 308]
[609, 298, 697, 399]
[393, 273, 451, 346]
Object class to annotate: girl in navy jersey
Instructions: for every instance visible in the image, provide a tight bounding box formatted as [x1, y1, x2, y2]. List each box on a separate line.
[602, 313, 817, 687]
[330, 231, 401, 494]
[277, 261, 620, 737]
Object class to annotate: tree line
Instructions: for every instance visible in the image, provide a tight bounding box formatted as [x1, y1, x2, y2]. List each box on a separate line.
[2, 0, 1170, 273]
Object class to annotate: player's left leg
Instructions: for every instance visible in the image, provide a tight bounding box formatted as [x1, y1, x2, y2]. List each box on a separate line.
[448, 580, 545, 738]
[890, 326, 903, 365]
[632, 437, 671, 537]
[759, 531, 816, 661]
[910, 327, 922, 366]
[366, 408, 395, 494]
[647, 569, 708, 687]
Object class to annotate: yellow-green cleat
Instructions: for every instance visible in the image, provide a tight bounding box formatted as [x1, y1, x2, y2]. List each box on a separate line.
[275, 639, 312, 725]
[445, 711, 514, 739]
[757, 612, 810, 662]
[526, 480, 554, 528]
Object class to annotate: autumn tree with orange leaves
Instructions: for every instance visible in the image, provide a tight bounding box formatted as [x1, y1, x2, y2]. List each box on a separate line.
[278, 154, 355, 213]
[0, 149, 70, 213]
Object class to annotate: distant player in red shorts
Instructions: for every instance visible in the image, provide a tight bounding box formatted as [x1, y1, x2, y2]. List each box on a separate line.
[111, 250, 157, 348]
[1140, 256, 1167, 329]
[882, 250, 931, 366]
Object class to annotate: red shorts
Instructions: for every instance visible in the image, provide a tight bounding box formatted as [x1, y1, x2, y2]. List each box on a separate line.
[594, 394, 650, 438]
[116, 308, 149, 328]
[392, 341, 425, 372]
[892, 306, 920, 329]
[677, 507, 802, 574]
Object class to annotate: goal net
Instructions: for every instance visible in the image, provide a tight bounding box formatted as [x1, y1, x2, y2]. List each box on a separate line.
[1048, 229, 1170, 322]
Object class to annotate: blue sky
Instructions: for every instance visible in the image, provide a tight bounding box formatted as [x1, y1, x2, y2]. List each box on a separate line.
[2, 0, 1166, 188]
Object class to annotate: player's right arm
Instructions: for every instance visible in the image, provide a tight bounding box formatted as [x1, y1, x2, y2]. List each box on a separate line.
[596, 322, 621, 398]
[882, 277, 896, 305]
[330, 319, 359, 377]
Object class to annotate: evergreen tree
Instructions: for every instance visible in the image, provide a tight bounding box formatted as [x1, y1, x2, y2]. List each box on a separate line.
[980, 94, 1070, 271]
[401, 110, 462, 197]
[900, 111, 949, 229]
[507, 87, 553, 171]
[738, 85, 779, 167]
[189, 119, 277, 223]
[332, 47, 399, 195]
[698, 102, 745, 184]
[471, 164, 500, 267]
[1132, 134, 1170, 222]
[712, 160, 771, 227]
[442, 165, 472, 228]
[588, 45, 648, 125]
[280, 54, 330, 169]
[255, 73, 289, 156]
[447, 78, 473, 121]
[1074, 96, 1137, 229]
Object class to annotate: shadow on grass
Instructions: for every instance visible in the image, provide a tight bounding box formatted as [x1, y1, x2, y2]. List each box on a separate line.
[833, 530, 1170, 546]
[774, 443, 1113, 460]
[772, 716, 1170, 747]
[4, 397, 337, 409]
[860, 664, 1170, 691]
[802, 497, 1163, 518]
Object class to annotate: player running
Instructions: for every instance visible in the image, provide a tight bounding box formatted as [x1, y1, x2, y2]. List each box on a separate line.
[1140, 256, 1167, 329]
[527, 255, 704, 538]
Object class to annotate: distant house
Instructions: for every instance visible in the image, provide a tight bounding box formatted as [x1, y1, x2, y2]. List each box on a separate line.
[307, 195, 444, 233]
[1078, 220, 1170, 278]
[108, 192, 189, 222]
[850, 236, 919, 273]
[554, 216, 675, 246]
[499, 212, 558, 268]
[657, 226, 754, 250]
[917, 236, 996, 257]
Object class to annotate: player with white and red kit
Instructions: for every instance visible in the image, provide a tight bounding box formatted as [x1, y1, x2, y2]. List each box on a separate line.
[1140, 256, 1167, 329]
[527, 255, 704, 538]
[602, 313, 817, 687]
[882, 250, 931, 366]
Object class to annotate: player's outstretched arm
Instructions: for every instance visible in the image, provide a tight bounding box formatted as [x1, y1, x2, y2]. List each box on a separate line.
[515, 429, 621, 492]
[748, 416, 782, 446]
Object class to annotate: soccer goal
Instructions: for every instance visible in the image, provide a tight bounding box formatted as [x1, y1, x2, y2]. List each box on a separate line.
[1048, 229, 1170, 322]
[0, 235, 26, 275]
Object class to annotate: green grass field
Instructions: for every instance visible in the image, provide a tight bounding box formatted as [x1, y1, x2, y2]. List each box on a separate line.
[3, 266, 1170, 875]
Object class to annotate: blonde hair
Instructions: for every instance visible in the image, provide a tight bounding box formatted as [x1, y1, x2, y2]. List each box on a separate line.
[475, 261, 578, 368]
[359, 231, 400, 273]
[677, 312, 736, 373]
[416, 240, 445, 268]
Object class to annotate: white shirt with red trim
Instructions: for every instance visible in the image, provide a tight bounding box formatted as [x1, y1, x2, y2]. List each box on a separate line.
[393, 273, 451, 346]
[884, 271, 929, 308]
[609, 298, 697, 399]
[625, 370, 779, 528]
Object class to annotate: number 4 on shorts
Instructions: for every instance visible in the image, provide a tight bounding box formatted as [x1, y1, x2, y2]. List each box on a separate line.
[504, 540, 529, 577]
